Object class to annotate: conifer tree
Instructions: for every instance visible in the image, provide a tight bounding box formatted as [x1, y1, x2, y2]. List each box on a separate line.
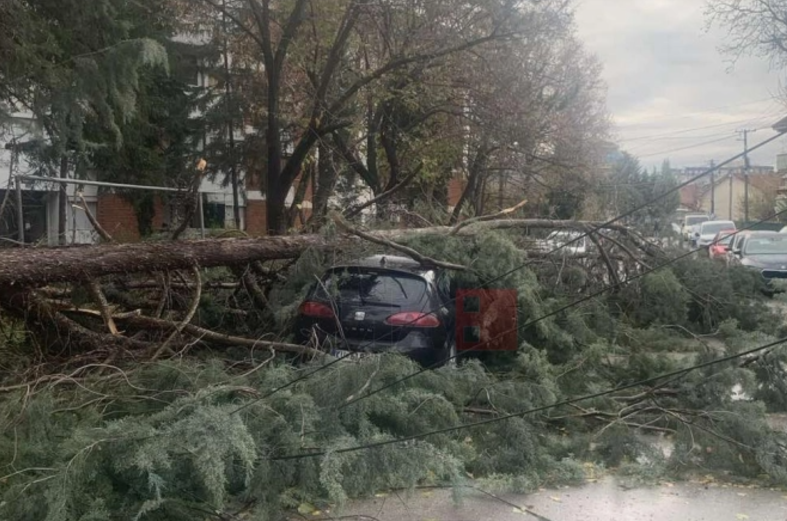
[0, 0, 168, 243]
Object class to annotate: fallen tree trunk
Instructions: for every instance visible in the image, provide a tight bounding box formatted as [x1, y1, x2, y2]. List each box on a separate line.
[0, 219, 660, 287]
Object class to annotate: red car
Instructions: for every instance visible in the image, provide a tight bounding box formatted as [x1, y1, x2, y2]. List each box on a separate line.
[708, 229, 737, 261]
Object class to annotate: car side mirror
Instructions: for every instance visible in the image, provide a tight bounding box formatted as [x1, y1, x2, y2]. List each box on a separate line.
[732, 249, 740, 255]
[695, 232, 700, 237]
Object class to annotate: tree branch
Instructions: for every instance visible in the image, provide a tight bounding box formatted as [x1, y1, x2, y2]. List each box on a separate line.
[75, 192, 113, 243]
[118, 314, 321, 357]
[449, 198, 527, 236]
[343, 163, 423, 219]
[331, 212, 468, 271]
[152, 265, 202, 360]
[86, 280, 120, 335]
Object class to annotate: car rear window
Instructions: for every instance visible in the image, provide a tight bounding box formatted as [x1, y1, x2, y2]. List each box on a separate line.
[701, 222, 735, 235]
[686, 216, 708, 226]
[744, 235, 787, 255]
[716, 232, 735, 245]
[316, 268, 428, 306]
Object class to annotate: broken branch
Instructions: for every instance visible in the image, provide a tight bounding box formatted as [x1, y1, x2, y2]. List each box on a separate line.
[449, 198, 527, 236]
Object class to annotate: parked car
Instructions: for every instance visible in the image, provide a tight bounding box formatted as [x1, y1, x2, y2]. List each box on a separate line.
[540, 230, 589, 256]
[708, 229, 736, 261]
[681, 214, 710, 242]
[733, 233, 787, 293]
[693, 220, 736, 249]
[293, 255, 455, 367]
[728, 230, 778, 262]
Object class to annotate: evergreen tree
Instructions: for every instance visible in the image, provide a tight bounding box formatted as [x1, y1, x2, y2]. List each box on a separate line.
[0, 0, 169, 243]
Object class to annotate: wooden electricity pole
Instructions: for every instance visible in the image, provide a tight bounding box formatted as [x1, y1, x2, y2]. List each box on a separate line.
[738, 129, 756, 223]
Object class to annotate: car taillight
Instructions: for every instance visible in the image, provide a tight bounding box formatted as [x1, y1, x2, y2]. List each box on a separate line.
[385, 312, 440, 328]
[299, 301, 335, 318]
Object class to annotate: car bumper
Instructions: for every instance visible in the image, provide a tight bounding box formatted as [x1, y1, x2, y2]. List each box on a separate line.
[742, 266, 787, 292]
[303, 329, 451, 367]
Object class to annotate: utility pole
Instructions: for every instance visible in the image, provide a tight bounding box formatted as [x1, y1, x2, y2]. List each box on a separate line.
[738, 129, 756, 223]
[709, 159, 715, 216]
[729, 166, 734, 220]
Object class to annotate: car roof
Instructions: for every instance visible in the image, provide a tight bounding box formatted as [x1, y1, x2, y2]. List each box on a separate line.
[740, 230, 777, 236]
[330, 254, 432, 274]
[702, 220, 735, 225]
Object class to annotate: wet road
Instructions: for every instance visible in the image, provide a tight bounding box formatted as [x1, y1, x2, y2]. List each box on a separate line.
[323, 477, 787, 521]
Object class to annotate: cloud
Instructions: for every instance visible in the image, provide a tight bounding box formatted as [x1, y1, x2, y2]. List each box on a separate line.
[573, 0, 787, 169]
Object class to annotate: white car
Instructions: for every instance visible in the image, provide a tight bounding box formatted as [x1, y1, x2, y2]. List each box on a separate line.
[681, 214, 710, 241]
[541, 230, 589, 256]
[693, 220, 737, 248]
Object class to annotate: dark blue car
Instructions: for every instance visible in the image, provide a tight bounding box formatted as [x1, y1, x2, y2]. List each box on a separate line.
[293, 255, 456, 367]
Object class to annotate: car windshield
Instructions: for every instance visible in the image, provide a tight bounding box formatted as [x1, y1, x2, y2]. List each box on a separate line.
[744, 235, 787, 255]
[316, 268, 427, 306]
[686, 216, 708, 226]
[701, 222, 735, 235]
[715, 232, 735, 246]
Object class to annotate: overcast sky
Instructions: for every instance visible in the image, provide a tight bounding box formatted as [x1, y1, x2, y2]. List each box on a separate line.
[573, 0, 787, 171]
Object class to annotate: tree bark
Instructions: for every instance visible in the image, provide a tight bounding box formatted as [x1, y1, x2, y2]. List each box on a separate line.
[286, 165, 312, 229]
[310, 139, 338, 225]
[0, 219, 658, 288]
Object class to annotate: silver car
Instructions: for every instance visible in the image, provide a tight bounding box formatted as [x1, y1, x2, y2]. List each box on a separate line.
[693, 220, 736, 249]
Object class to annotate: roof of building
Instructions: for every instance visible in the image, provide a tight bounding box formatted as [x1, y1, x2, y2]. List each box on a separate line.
[680, 184, 700, 208]
[697, 172, 781, 198]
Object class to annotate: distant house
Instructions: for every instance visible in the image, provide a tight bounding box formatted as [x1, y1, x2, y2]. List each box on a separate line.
[679, 184, 702, 213]
[687, 171, 781, 222]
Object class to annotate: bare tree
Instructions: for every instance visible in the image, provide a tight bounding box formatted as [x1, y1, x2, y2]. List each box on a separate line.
[190, 0, 522, 234]
[705, 0, 787, 70]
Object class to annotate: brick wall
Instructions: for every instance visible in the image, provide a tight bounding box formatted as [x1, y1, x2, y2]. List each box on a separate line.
[96, 194, 141, 242]
[447, 175, 466, 208]
[246, 200, 267, 236]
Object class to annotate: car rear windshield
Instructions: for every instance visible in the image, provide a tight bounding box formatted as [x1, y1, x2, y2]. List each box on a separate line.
[315, 268, 427, 306]
[716, 232, 735, 245]
[744, 235, 787, 255]
[686, 216, 708, 226]
[702, 222, 735, 235]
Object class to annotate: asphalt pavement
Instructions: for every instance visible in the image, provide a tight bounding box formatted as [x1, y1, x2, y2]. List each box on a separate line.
[317, 477, 787, 521]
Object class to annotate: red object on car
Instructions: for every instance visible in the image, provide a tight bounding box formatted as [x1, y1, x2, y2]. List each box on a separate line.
[709, 229, 736, 260]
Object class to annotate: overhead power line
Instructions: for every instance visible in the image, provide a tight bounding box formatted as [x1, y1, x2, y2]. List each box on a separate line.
[616, 103, 780, 144]
[615, 97, 777, 128]
[271, 333, 787, 461]
[636, 135, 736, 159]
